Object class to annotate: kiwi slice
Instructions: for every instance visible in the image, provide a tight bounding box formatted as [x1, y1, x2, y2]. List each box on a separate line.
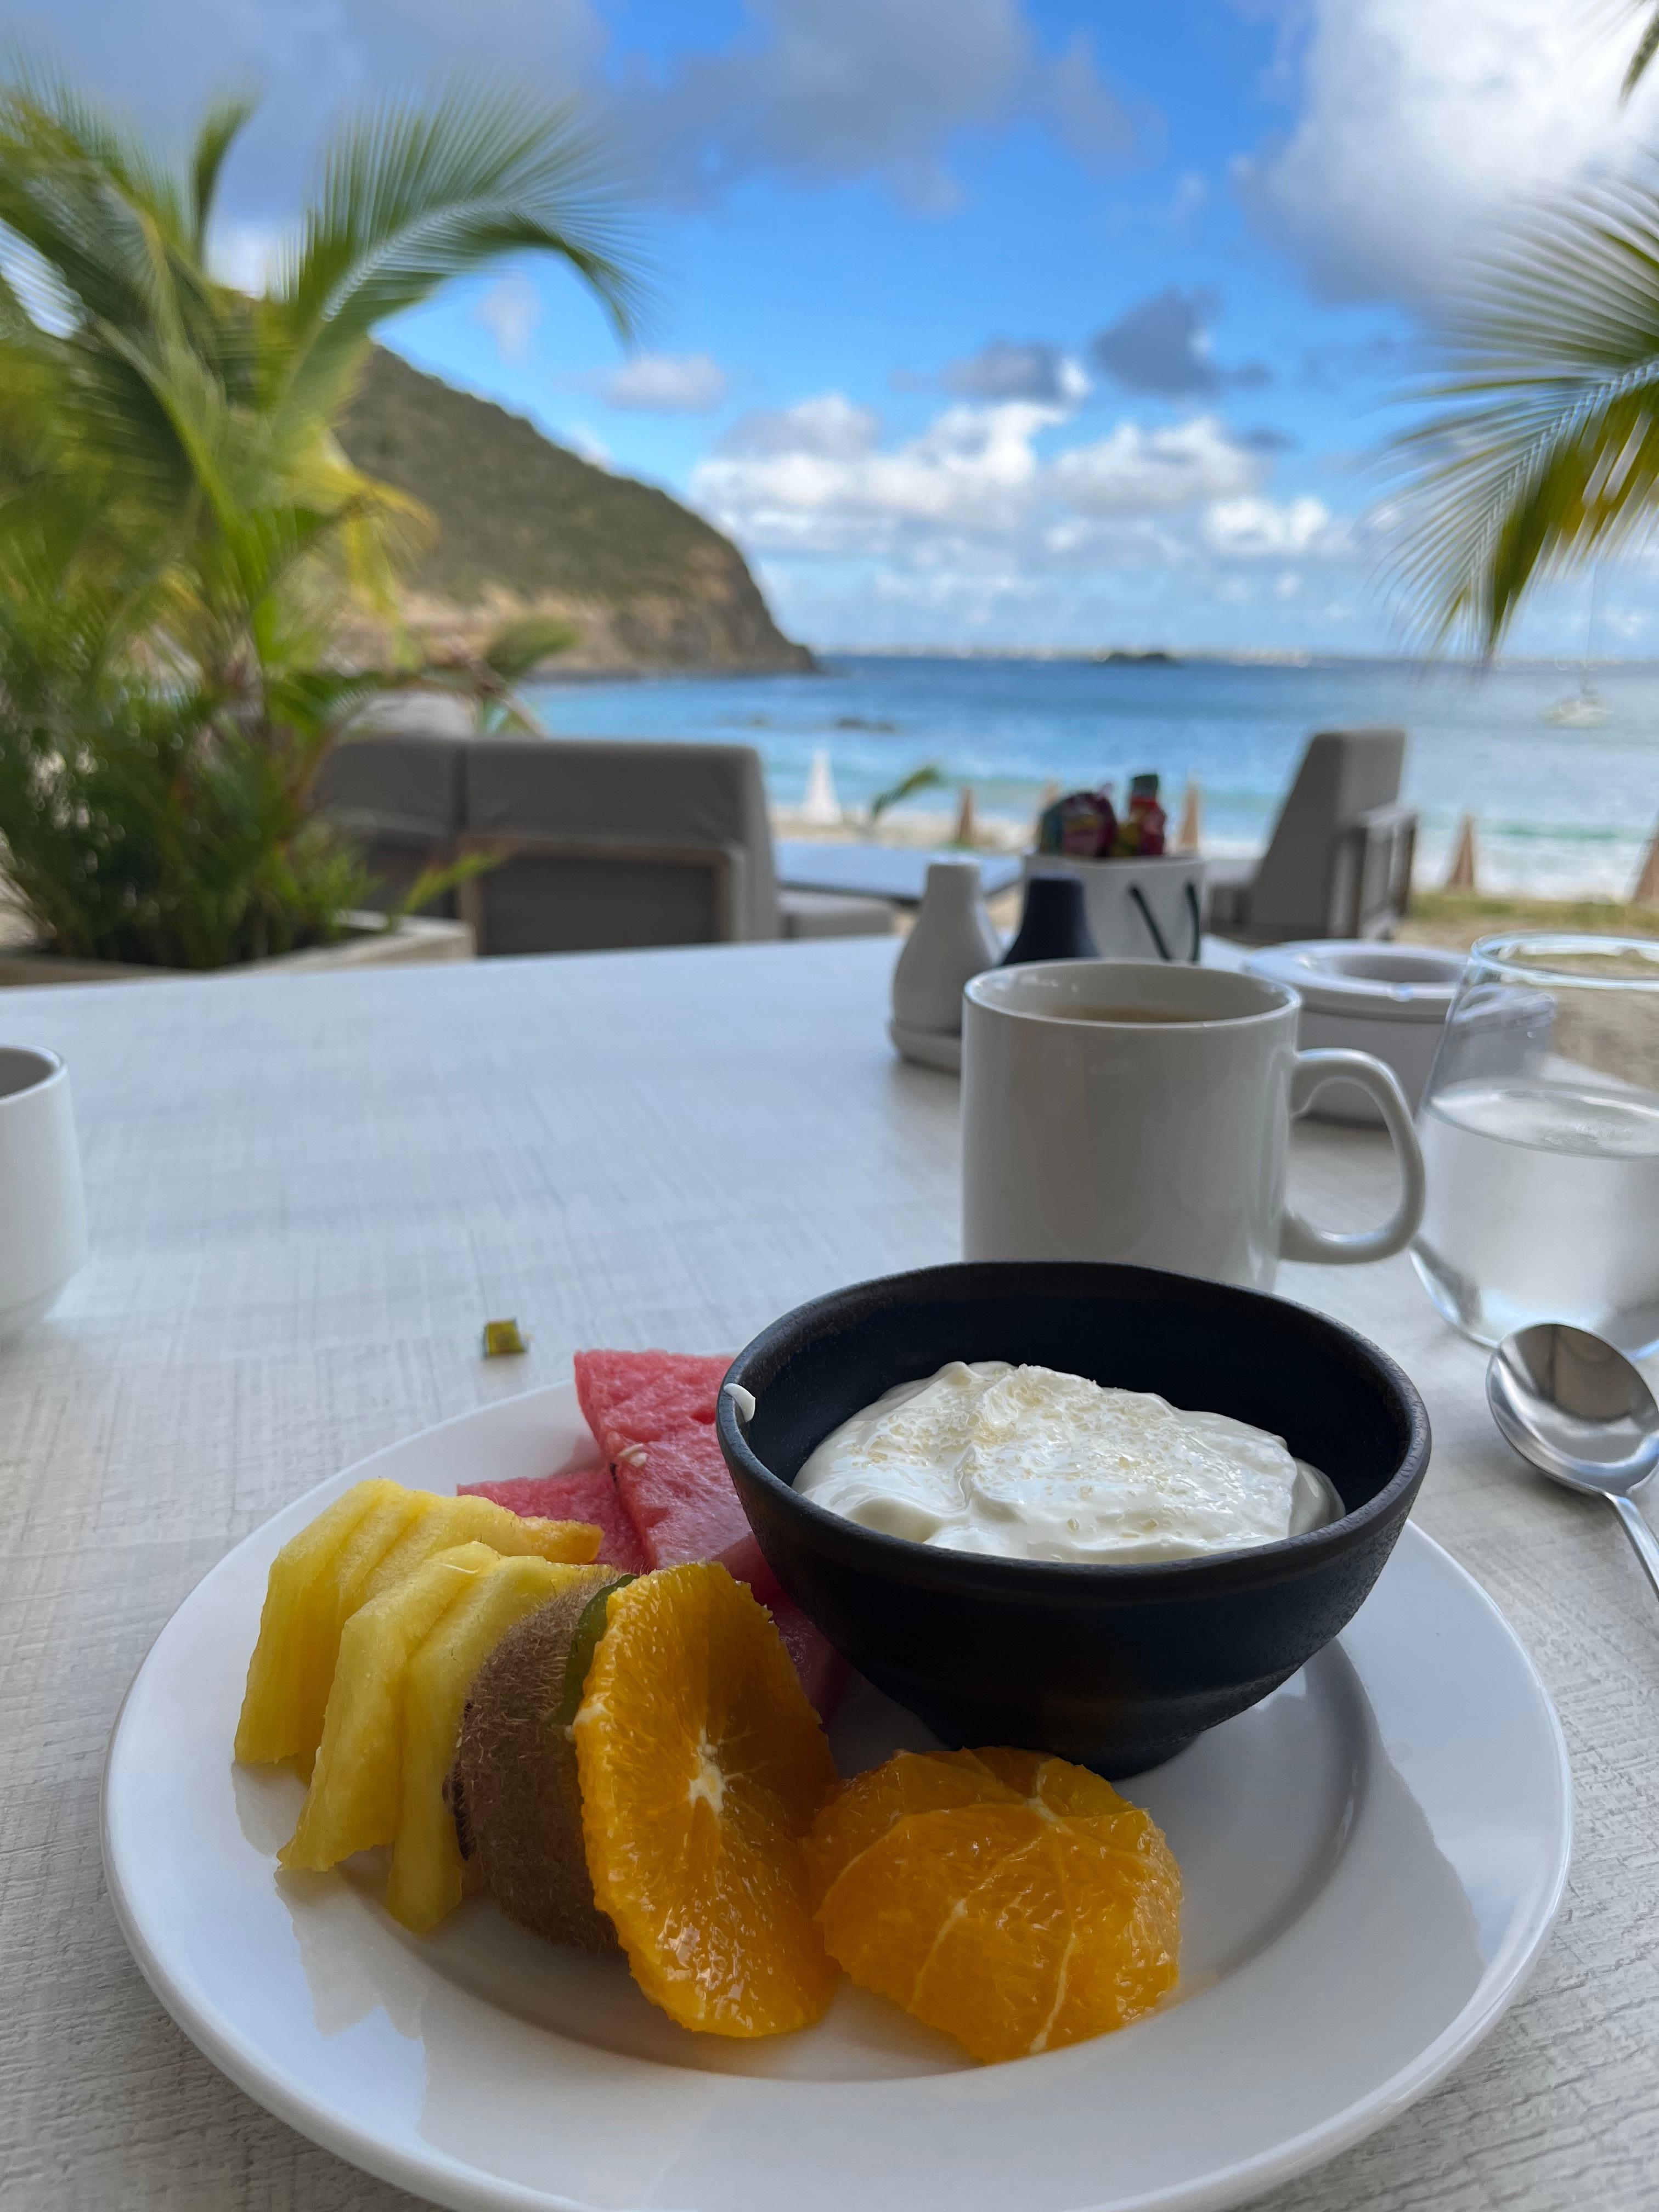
[553, 1574, 634, 1725]
[448, 1572, 631, 1952]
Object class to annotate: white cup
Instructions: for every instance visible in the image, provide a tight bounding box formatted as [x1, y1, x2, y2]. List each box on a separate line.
[961, 961, 1425, 1291]
[0, 1047, 87, 1337]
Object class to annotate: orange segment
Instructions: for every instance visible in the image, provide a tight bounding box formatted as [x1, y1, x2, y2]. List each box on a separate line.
[804, 1747, 1022, 1908]
[811, 1748, 1181, 2064]
[574, 1563, 839, 2038]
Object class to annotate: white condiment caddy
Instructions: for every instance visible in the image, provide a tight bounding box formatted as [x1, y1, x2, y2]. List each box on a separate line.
[1025, 850, 1207, 963]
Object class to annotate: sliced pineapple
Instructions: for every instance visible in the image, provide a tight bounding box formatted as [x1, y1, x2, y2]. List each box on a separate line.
[363, 1492, 600, 1604]
[235, 1480, 400, 1764]
[385, 1557, 612, 1934]
[279, 1542, 502, 1873]
[236, 1481, 603, 1773]
[289, 1486, 435, 1769]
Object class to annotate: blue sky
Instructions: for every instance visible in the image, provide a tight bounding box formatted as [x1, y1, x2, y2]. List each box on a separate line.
[25, 0, 1659, 653]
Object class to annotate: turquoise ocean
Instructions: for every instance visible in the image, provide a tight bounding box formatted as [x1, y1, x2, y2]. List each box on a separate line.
[526, 653, 1659, 900]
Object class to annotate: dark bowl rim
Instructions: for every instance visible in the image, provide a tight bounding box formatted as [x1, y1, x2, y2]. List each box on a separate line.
[715, 1259, 1431, 1600]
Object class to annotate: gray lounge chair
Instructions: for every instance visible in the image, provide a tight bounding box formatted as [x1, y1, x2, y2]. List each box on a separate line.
[1205, 728, 1417, 945]
[315, 731, 893, 952]
[312, 731, 467, 918]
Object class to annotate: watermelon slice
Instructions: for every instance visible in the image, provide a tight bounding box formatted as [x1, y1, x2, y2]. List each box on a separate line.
[611, 1424, 752, 1568]
[573, 1349, 730, 1462]
[459, 1466, 649, 1575]
[716, 1531, 849, 1723]
[464, 1353, 846, 1717]
[715, 1530, 788, 1610]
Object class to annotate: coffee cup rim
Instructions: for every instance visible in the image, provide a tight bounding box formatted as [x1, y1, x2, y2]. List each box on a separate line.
[965, 959, 1297, 1029]
[0, 1045, 65, 1103]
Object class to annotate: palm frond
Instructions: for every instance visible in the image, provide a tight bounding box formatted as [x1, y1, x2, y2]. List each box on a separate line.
[271, 79, 644, 433]
[0, 103, 170, 334]
[0, 57, 187, 241]
[189, 95, 254, 257]
[1378, 159, 1659, 651]
[868, 764, 946, 823]
[381, 844, 499, 921]
[1623, 3, 1659, 96]
[478, 613, 577, 681]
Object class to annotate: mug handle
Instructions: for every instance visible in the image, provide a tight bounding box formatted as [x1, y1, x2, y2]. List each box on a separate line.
[1278, 1049, 1426, 1266]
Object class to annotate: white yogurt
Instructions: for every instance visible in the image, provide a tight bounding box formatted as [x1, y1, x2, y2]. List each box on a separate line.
[794, 1360, 1336, 1564]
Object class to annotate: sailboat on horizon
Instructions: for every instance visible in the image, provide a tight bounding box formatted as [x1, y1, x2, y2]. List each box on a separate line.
[1545, 567, 1610, 726]
[1544, 687, 1610, 726]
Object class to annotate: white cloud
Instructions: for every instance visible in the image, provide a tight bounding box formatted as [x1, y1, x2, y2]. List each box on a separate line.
[697, 395, 1066, 544]
[601, 352, 730, 412]
[691, 388, 1376, 648]
[746, 541, 1369, 653]
[626, 0, 1135, 208]
[1201, 494, 1344, 556]
[1052, 417, 1263, 514]
[16, 0, 606, 214]
[18, 0, 1128, 227]
[940, 339, 1089, 403]
[693, 390, 1297, 589]
[1235, 0, 1659, 301]
[721, 394, 882, 459]
[476, 274, 541, 364]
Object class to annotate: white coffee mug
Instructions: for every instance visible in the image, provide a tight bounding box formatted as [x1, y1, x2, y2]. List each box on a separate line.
[0, 1046, 87, 1338]
[961, 961, 1425, 1291]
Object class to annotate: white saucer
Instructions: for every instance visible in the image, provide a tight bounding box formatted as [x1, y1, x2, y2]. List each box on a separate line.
[104, 1383, 1571, 2212]
[888, 1019, 962, 1073]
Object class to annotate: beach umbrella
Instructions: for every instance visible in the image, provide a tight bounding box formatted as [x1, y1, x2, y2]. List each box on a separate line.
[1444, 815, 1480, 891]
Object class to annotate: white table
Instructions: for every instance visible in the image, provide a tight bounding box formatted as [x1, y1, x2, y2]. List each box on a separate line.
[774, 840, 1025, 907]
[1, 939, 1654, 2211]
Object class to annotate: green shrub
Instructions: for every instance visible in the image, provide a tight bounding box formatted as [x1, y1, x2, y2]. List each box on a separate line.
[0, 67, 636, 968]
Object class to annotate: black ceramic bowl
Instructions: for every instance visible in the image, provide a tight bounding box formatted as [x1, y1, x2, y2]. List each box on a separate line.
[716, 1261, 1430, 1775]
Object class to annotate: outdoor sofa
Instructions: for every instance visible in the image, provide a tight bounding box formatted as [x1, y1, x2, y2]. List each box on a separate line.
[315, 733, 894, 952]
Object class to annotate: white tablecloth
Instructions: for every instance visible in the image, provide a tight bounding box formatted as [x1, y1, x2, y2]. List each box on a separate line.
[1, 938, 1652, 2210]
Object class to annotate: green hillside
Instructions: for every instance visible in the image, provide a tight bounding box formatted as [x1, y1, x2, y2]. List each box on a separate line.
[337, 348, 810, 672]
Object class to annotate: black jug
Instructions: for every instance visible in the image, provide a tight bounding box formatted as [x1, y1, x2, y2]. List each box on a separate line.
[1001, 874, 1097, 967]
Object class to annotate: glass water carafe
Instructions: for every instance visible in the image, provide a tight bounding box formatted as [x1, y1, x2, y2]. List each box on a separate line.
[1413, 934, 1659, 1352]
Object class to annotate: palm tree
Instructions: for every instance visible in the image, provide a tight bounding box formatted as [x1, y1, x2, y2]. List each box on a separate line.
[0, 67, 641, 966]
[0, 66, 639, 670]
[1380, 9, 1659, 652]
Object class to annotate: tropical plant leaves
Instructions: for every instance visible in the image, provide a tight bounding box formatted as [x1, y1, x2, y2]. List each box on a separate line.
[0, 65, 640, 667]
[188, 95, 254, 257]
[1622, 1, 1659, 97]
[0, 64, 640, 966]
[1380, 158, 1659, 652]
[272, 79, 645, 438]
[868, 763, 946, 823]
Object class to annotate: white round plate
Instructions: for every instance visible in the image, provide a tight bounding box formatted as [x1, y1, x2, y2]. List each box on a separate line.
[104, 1383, 1571, 2212]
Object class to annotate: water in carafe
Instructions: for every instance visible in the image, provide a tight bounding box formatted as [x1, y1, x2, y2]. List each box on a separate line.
[1414, 1077, 1659, 1348]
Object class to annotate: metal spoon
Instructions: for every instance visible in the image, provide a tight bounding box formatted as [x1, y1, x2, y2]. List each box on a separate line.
[1488, 1323, 1659, 1600]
